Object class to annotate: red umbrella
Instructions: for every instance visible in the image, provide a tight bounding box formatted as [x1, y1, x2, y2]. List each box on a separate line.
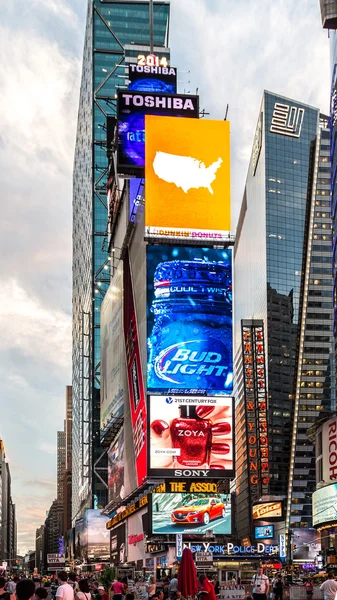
[178, 547, 199, 598]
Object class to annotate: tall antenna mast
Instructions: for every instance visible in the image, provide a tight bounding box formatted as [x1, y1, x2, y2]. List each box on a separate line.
[149, 0, 154, 53]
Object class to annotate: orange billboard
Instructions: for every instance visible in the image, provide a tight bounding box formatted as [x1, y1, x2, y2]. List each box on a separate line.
[145, 115, 230, 242]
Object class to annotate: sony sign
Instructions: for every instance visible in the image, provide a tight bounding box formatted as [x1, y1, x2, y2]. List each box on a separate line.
[183, 542, 279, 556]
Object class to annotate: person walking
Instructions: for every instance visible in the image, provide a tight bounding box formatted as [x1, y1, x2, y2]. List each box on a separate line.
[272, 575, 283, 600]
[320, 572, 337, 600]
[76, 580, 91, 600]
[0, 578, 14, 600]
[56, 572, 76, 600]
[168, 577, 178, 600]
[251, 567, 270, 600]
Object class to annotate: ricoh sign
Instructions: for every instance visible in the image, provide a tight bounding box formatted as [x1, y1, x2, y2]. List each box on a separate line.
[320, 417, 337, 484]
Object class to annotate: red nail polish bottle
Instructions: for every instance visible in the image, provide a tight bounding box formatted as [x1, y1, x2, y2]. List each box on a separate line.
[170, 405, 211, 467]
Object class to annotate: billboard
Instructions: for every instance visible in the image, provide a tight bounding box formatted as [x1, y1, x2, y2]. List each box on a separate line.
[313, 483, 337, 526]
[128, 64, 177, 94]
[100, 262, 124, 430]
[147, 245, 233, 395]
[252, 502, 283, 521]
[74, 516, 85, 560]
[124, 252, 147, 486]
[255, 525, 274, 540]
[319, 416, 337, 484]
[145, 116, 230, 242]
[108, 427, 125, 504]
[291, 528, 321, 561]
[117, 91, 199, 173]
[84, 509, 110, 562]
[151, 492, 231, 535]
[148, 395, 234, 479]
[110, 524, 126, 566]
[129, 178, 144, 224]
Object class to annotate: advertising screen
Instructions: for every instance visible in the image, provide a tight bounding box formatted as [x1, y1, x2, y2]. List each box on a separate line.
[128, 64, 177, 94]
[148, 395, 234, 479]
[129, 178, 144, 223]
[84, 509, 110, 562]
[313, 483, 337, 526]
[291, 528, 321, 561]
[117, 91, 198, 173]
[147, 245, 233, 395]
[255, 525, 274, 540]
[145, 116, 230, 242]
[100, 262, 125, 430]
[110, 523, 126, 566]
[108, 427, 125, 504]
[252, 502, 283, 521]
[124, 252, 147, 486]
[151, 492, 231, 535]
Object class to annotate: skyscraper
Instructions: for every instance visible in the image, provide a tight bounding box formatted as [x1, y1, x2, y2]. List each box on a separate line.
[234, 91, 334, 538]
[72, 1, 170, 521]
[57, 429, 66, 503]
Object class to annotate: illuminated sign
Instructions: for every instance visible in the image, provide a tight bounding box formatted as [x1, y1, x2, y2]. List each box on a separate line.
[117, 92, 198, 174]
[255, 525, 274, 540]
[147, 245, 233, 395]
[183, 542, 279, 556]
[279, 534, 286, 559]
[145, 116, 231, 241]
[242, 320, 270, 503]
[129, 178, 144, 224]
[108, 428, 124, 505]
[128, 533, 144, 545]
[252, 502, 283, 521]
[313, 483, 337, 526]
[123, 252, 147, 487]
[137, 54, 168, 68]
[129, 64, 177, 94]
[148, 395, 234, 479]
[319, 417, 337, 483]
[151, 493, 231, 535]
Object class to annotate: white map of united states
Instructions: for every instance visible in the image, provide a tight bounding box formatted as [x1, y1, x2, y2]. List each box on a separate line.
[153, 151, 223, 194]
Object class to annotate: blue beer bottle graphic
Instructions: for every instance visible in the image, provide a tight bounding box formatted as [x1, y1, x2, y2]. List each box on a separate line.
[147, 258, 233, 393]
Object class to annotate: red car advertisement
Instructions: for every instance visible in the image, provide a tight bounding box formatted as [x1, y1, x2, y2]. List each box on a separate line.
[151, 493, 231, 535]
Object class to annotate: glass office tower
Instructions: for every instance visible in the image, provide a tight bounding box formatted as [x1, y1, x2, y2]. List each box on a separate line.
[234, 91, 334, 538]
[72, 0, 170, 522]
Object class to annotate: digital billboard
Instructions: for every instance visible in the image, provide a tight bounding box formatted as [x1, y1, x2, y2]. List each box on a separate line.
[148, 395, 234, 479]
[129, 178, 144, 224]
[313, 483, 337, 526]
[255, 525, 274, 540]
[151, 492, 231, 535]
[117, 91, 198, 173]
[291, 528, 321, 560]
[84, 509, 110, 562]
[108, 427, 125, 504]
[145, 116, 230, 242]
[100, 262, 125, 430]
[147, 245, 233, 395]
[124, 252, 147, 486]
[110, 523, 126, 566]
[252, 501, 283, 521]
[128, 64, 177, 94]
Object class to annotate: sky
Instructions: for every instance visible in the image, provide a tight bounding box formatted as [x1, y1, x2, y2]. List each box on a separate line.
[0, 0, 331, 555]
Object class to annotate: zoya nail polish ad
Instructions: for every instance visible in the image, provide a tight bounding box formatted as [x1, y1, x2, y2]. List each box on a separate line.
[149, 395, 234, 478]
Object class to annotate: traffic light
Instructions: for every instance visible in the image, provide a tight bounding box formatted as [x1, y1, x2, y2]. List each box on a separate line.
[292, 544, 297, 554]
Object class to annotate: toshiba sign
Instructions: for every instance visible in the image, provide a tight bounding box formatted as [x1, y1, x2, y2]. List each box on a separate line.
[317, 417, 337, 485]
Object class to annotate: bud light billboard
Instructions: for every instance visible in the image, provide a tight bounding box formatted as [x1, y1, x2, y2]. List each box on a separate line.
[148, 394, 234, 479]
[146, 245, 233, 395]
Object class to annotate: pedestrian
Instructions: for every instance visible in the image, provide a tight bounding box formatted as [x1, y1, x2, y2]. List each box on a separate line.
[16, 580, 36, 600]
[168, 577, 178, 600]
[0, 578, 14, 600]
[68, 575, 79, 595]
[7, 577, 18, 595]
[304, 580, 313, 600]
[112, 578, 125, 600]
[272, 575, 283, 600]
[146, 578, 156, 599]
[76, 579, 91, 600]
[98, 586, 109, 600]
[320, 572, 337, 600]
[56, 572, 76, 600]
[35, 589, 48, 600]
[198, 575, 216, 600]
[251, 567, 270, 600]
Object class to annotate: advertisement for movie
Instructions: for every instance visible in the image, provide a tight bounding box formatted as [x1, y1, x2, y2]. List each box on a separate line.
[151, 492, 231, 535]
[108, 427, 125, 504]
[124, 252, 147, 487]
[145, 116, 231, 242]
[313, 482, 337, 526]
[117, 91, 198, 173]
[148, 395, 234, 478]
[110, 523, 126, 566]
[84, 510, 110, 562]
[146, 245, 233, 395]
[252, 502, 283, 521]
[100, 262, 125, 430]
[128, 64, 177, 94]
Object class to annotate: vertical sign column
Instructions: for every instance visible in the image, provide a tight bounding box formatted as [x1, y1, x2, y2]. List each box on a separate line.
[253, 326, 270, 496]
[242, 324, 260, 504]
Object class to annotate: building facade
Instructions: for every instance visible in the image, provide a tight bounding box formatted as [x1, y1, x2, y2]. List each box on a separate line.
[234, 91, 334, 539]
[0, 439, 17, 564]
[72, 0, 170, 523]
[57, 429, 66, 502]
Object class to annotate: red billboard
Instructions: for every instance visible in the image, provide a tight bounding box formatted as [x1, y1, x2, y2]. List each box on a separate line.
[123, 251, 147, 486]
